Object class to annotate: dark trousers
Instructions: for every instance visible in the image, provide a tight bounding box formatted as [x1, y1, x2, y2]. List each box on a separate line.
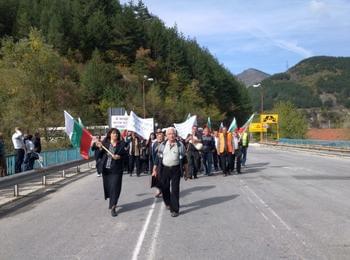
[232, 151, 242, 173]
[139, 156, 149, 173]
[103, 173, 123, 209]
[0, 156, 7, 177]
[149, 158, 154, 175]
[161, 165, 181, 213]
[212, 149, 219, 170]
[128, 155, 140, 176]
[95, 158, 102, 174]
[241, 147, 248, 166]
[123, 154, 129, 173]
[202, 151, 213, 175]
[188, 150, 200, 178]
[15, 149, 25, 173]
[219, 152, 232, 175]
[24, 153, 35, 171]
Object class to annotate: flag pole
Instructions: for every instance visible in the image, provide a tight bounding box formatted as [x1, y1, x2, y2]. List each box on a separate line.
[101, 145, 115, 157]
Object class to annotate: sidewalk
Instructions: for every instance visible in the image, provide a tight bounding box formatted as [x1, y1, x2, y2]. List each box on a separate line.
[0, 162, 95, 207]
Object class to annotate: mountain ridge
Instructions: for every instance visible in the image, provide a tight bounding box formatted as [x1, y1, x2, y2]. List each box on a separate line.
[236, 68, 270, 87]
[248, 56, 350, 128]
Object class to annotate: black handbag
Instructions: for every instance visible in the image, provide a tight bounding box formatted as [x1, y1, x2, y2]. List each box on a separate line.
[30, 152, 39, 160]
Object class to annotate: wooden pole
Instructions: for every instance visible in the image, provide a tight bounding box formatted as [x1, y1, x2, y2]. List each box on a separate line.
[101, 145, 115, 157]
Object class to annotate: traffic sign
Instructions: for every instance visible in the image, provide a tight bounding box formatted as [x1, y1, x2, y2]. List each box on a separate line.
[249, 123, 267, 133]
[261, 114, 278, 124]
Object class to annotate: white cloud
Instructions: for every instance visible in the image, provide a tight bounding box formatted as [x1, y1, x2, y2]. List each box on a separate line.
[120, 0, 350, 73]
[274, 40, 313, 58]
[310, 0, 327, 14]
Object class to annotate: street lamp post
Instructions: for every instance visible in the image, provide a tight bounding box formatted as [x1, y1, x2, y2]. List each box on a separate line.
[142, 75, 154, 118]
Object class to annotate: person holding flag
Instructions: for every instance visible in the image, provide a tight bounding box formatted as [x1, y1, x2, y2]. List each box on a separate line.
[95, 128, 127, 217]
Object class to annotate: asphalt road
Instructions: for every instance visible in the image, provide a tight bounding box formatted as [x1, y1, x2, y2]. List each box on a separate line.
[0, 145, 350, 260]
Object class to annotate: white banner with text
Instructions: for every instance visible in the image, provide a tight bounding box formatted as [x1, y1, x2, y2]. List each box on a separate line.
[126, 111, 154, 139]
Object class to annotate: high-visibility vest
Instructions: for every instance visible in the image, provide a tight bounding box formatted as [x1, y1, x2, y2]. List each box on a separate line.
[242, 132, 249, 147]
[218, 132, 233, 153]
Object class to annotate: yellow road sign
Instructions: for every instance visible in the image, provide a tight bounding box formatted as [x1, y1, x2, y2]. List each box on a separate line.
[261, 114, 279, 124]
[249, 123, 267, 133]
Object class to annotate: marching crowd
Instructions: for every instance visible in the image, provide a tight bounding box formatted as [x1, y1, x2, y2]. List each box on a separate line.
[0, 124, 250, 218]
[93, 125, 250, 217]
[93, 125, 249, 179]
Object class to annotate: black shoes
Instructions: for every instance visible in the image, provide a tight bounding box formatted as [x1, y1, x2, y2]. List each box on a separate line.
[171, 212, 179, 217]
[111, 207, 118, 217]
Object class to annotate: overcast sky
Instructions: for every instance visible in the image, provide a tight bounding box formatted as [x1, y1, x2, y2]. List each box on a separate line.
[121, 0, 350, 75]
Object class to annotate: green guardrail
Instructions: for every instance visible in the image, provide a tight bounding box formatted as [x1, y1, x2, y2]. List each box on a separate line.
[4, 148, 93, 176]
[278, 138, 350, 149]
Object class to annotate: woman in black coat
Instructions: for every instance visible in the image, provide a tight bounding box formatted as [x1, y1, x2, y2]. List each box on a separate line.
[96, 128, 127, 217]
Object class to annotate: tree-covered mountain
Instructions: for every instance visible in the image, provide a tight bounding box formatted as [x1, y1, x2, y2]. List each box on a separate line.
[248, 56, 350, 128]
[0, 0, 252, 141]
[236, 68, 270, 87]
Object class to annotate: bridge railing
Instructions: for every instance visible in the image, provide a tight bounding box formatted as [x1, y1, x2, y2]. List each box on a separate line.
[5, 148, 93, 176]
[0, 157, 94, 197]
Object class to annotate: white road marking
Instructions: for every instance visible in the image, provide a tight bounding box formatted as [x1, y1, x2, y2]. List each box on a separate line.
[132, 198, 157, 260]
[245, 184, 291, 231]
[260, 212, 268, 221]
[147, 203, 165, 260]
[241, 180, 308, 247]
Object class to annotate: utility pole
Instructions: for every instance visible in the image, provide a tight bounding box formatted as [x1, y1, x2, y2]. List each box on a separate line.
[142, 75, 154, 118]
[253, 83, 264, 142]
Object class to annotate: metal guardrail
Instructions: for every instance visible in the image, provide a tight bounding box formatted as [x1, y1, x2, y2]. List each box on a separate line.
[5, 148, 93, 176]
[0, 157, 94, 197]
[262, 141, 350, 155]
[278, 138, 350, 149]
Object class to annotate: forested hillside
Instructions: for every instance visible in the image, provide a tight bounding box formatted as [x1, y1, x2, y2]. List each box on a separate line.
[0, 0, 251, 140]
[248, 56, 350, 128]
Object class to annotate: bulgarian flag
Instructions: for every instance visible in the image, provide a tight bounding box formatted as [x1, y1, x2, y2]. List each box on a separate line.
[64, 111, 92, 160]
[238, 113, 255, 133]
[219, 122, 224, 132]
[228, 117, 237, 132]
[207, 117, 212, 130]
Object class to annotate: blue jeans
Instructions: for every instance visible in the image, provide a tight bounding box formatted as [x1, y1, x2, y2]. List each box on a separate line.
[202, 151, 213, 175]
